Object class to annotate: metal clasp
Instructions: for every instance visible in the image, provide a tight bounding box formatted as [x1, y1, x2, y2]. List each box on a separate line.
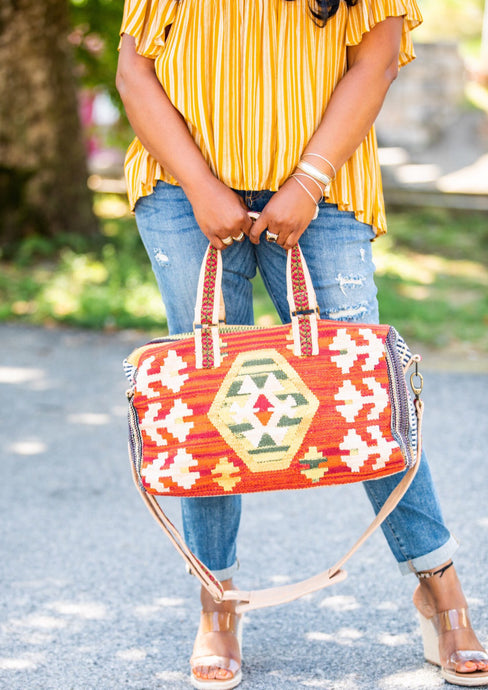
[410, 358, 423, 400]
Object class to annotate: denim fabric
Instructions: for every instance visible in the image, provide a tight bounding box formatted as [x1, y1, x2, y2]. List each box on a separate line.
[135, 181, 456, 578]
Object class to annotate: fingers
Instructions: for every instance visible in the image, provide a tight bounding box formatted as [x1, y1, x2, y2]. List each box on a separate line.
[248, 212, 299, 248]
[217, 214, 253, 250]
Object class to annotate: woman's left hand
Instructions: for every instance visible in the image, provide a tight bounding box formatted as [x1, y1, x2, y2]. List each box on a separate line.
[249, 177, 319, 249]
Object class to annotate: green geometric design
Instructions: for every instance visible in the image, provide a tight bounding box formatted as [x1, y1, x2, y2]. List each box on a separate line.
[208, 349, 319, 473]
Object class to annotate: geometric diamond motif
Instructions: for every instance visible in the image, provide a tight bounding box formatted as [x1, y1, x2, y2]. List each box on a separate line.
[208, 349, 319, 473]
[211, 457, 241, 492]
[299, 446, 329, 483]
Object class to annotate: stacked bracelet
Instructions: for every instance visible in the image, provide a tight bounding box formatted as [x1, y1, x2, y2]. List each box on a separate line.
[296, 160, 332, 187]
[302, 152, 337, 179]
[290, 174, 320, 220]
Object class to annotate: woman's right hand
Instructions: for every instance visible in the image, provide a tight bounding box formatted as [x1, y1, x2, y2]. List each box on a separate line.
[183, 176, 253, 249]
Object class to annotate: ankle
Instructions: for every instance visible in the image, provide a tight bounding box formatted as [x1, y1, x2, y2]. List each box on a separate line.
[200, 579, 237, 614]
[413, 561, 467, 614]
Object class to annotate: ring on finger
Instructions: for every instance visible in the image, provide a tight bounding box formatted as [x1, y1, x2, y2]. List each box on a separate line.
[222, 236, 233, 246]
[235, 231, 245, 242]
[266, 231, 279, 243]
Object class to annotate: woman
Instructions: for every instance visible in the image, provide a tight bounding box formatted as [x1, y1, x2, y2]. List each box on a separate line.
[116, 1, 488, 687]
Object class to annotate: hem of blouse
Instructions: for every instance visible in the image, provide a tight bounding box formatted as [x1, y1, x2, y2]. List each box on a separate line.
[128, 176, 387, 239]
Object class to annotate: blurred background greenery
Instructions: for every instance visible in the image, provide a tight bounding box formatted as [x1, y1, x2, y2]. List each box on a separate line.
[1, 0, 487, 354]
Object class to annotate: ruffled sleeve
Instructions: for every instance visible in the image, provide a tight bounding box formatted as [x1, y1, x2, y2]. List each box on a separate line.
[119, 0, 177, 58]
[345, 0, 422, 68]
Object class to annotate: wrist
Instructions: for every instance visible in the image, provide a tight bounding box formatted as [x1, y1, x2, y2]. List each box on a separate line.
[180, 167, 221, 201]
[289, 171, 324, 203]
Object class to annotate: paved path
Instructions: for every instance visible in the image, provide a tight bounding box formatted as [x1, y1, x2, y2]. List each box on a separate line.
[1, 324, 487, 690]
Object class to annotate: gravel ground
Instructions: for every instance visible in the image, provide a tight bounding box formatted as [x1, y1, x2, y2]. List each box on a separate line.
[1, 324, 487, 690]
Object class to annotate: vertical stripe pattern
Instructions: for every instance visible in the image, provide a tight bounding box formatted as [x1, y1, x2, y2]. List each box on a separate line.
[120, 0, 422, 235]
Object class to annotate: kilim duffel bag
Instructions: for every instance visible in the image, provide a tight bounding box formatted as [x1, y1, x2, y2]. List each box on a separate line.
[124, 243, 424, 613]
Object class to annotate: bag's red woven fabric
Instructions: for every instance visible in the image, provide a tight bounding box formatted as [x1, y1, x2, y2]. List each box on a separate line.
[127, 320, 409, 497]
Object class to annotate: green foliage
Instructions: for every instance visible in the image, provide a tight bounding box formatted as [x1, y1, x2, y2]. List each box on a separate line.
[1, 201, 487, 352]
[68, 0, 123, 106]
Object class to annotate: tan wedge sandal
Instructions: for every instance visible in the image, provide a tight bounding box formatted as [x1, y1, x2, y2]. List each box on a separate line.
[418, 607, 488, 686]
[190, 611, 243, 690]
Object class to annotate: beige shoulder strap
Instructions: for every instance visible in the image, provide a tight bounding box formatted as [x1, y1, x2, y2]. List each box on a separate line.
[131, 400, 423, 614]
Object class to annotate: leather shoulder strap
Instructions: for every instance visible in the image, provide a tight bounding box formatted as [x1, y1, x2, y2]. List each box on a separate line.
[131, 399, 423, 614]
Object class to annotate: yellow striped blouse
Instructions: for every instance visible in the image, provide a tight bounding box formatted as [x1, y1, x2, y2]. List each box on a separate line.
[120, 0, 422, 235]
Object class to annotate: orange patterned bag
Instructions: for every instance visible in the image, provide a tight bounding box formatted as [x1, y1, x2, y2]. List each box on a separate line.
[124, 244, 424, 611]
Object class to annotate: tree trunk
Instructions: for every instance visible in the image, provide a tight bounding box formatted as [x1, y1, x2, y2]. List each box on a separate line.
[0, 0, 98, 249]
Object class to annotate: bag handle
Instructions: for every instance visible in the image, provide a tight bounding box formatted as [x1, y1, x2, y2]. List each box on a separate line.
[193, 244, 320, 368]
[131, 389, 424, 614]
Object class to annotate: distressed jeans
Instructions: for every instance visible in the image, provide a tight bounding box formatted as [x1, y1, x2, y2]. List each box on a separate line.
[135, 181, 457, 579]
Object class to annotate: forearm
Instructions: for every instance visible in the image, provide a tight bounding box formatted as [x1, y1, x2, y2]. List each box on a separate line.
[304, 60, 397, 170]
[116, 35, 215, 197]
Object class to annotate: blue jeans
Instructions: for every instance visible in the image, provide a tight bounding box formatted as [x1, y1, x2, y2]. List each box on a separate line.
[135, 181, 457, 579]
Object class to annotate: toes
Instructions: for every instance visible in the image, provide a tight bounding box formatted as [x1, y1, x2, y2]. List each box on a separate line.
[193, 665, 232, 681]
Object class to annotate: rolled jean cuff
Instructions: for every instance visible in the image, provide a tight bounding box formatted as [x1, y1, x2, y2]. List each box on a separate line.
[397, 534, 460, 576]
[187, 559, 240, 582]
[211, 560, 240, 581]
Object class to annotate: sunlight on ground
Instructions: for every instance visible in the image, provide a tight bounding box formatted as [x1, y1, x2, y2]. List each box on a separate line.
[0, 657, 39, 671]
[9, 440, 47, 455]
[377, 632, 412, 647]
[306, 628, 363, 645]
[319, 595, 360, 612]
[67, 412, 111, 426]
[46, 601, 108, 619]
[0, 366, 45, 384]
[12, 615, 67, 630]
[116, 648, 147, 661]
[133, 596, 187, 618]
[154, 671, 188, 681]
[379, 667, 443, 688]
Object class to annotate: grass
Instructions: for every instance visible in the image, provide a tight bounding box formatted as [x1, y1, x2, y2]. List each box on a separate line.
[1, 197, 487, 352]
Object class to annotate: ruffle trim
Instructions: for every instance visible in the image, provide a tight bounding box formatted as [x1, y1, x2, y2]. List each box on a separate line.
[118, 0, 177, 58]
[345, 0, 423, 67]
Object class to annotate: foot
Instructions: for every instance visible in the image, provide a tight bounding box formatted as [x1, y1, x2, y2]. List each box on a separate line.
[191, 579, 242, 685]
[413, 561, 488, 676]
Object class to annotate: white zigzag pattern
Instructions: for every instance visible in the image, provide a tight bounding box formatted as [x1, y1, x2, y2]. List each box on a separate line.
[137, 351, 189, 397]
[161, 449, 200, 489]
[330, 329, 384, 374]
[339, 426, 397, 472]
[141, 402, 168, 446]
[141, 451, 170, 491]
[335, 378, 388, 423]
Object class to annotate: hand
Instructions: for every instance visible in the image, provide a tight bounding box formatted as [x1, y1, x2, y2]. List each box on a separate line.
[183, 176, 253, 249]
[249, 177, 319, 249]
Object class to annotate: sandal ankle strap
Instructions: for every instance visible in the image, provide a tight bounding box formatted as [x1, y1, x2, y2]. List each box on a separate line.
[200, 611, 240, 634]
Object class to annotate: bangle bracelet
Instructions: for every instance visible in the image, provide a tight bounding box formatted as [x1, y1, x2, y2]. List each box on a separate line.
[293, 172, 326, 197]
[296, 160, 332, 187]
[290, 174, 320, 220]
[302, 152, 337, 179]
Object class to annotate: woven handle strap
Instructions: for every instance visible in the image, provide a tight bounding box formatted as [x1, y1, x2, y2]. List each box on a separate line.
[194, 244, 319, 368]
[131, 393, 423, 614]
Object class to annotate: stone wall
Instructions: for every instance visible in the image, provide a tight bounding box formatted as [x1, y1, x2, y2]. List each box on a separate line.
[375, 42, 466, 150]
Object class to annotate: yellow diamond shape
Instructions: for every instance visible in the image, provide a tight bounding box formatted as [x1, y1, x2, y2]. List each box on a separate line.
[211, 457, 241, 492]
[208, 349, 319, 473]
